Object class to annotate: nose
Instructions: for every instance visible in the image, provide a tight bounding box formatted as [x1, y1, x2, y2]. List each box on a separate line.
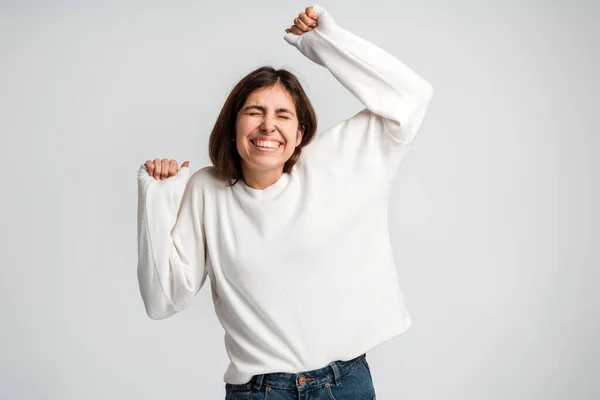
[260, 115, 277, 133]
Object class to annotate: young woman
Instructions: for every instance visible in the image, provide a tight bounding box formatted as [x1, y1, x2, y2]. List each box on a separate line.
[137, 4, 433, 399]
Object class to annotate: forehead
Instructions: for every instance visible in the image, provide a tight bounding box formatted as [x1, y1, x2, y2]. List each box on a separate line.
[244, 85, 295, 107]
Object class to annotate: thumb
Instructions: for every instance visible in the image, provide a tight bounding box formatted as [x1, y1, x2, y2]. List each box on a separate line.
[181, 161, 190, 168]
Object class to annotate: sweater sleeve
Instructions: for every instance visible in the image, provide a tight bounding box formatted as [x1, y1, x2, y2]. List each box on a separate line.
[136, 165, 208, 319]
[284, 4, 433, 176]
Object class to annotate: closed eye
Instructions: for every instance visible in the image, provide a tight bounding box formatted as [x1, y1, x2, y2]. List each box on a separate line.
[247, 113, 290, 119]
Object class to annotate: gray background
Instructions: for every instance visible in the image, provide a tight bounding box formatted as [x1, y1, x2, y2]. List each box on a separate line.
[1, 0, 598, 399]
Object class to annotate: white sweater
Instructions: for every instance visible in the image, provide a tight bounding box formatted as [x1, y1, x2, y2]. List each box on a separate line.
[137, 3, 433, 384]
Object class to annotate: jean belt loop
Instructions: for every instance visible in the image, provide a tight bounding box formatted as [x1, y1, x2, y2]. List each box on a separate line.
[253, 374, 264, 391]
[329, 361, 342, 386]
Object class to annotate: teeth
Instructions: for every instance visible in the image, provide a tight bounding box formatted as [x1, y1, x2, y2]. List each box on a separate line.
[252, 139, 280, 149]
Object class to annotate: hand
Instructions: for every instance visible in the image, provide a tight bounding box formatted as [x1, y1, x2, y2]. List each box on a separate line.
[285, 6, 319, 35]
[144, 158, 189, 180]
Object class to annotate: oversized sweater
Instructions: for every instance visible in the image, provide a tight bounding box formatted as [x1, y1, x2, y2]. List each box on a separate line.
[136, 3, 433, 384]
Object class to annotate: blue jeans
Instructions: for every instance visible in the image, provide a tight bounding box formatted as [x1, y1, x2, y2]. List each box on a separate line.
[225, 353, 376, 400]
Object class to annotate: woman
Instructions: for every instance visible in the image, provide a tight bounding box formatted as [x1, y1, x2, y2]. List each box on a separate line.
[137, 4, 433, 399]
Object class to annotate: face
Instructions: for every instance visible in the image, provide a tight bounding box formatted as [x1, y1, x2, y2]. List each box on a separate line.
[236, 84, 303, 178]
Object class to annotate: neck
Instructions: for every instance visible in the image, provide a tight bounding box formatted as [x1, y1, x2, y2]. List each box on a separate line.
[242, 166, 284, 190]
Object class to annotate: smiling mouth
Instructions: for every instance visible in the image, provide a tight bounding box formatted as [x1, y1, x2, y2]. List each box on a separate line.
[250, 139, 282, 150]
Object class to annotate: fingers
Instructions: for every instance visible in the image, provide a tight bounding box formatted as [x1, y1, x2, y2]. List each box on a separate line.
[305, 6, 318, 19]
[144, 158, 188, 180]
[159, 159, 169, 179]
[168, 159, 178, 177]
[294, 17, 311, 32]
[286, 9, 319, 35]
[290, 25, 304, 35]
[152, 158, 162, 179]
[298, 12, 317, 28]
[144, 160, 155, 178]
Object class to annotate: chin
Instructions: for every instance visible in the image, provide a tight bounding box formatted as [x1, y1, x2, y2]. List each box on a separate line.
[241, 152, 293, 173]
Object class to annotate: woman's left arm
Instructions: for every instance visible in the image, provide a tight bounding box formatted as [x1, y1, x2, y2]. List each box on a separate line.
[284, 4, 433, 145]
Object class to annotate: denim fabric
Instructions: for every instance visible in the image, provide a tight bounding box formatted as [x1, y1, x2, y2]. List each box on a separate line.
[225, 353, 376, 400]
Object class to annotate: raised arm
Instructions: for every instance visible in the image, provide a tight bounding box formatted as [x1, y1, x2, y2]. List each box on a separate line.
[284, 4, 433, 144]
[136, 164, 208, 319]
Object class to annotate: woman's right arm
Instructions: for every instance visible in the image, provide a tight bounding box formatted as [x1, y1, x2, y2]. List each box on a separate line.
[284, 5, 433, 182]
[136, 164, 209, 319]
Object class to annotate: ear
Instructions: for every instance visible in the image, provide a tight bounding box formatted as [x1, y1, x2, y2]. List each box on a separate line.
[296, 125, 304, 147]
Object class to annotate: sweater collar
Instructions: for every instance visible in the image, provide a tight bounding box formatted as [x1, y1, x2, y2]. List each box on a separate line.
[233, 171, 291, 200]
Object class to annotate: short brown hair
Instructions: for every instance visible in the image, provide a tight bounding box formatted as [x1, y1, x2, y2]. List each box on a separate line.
[209, 66, 317, 186]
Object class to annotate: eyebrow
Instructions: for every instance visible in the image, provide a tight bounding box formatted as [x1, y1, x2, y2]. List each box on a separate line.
[241, 105, 295, 115]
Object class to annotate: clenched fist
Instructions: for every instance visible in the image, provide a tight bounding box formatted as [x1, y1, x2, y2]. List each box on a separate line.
[144, 158, 190, 180]
[285, 6, 319, 35]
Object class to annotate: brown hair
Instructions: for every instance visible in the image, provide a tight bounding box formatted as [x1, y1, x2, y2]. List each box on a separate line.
[209, 66, 317, 186]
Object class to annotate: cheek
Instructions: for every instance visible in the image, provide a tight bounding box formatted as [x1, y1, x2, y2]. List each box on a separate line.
[236, 118, 260, 138]
[283, 126, 300, 144]
[279, 121, 298, 140]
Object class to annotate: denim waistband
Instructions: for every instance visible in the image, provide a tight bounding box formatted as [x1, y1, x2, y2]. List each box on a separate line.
[228, 353, 367, 392]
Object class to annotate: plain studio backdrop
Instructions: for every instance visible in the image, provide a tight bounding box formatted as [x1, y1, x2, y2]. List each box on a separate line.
[1, 0, 598, 399]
